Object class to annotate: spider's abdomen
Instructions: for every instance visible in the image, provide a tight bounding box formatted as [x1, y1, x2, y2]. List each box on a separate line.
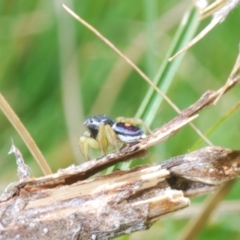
[112, 122, 146, 143]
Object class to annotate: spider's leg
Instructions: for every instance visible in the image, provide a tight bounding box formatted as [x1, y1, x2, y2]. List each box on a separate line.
[105, 124, 119, 152]
[78, 135, 99, 160]
[97, 124, 109, 155]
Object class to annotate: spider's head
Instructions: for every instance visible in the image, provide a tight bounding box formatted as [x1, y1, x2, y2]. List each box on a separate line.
[84, 115, 115, 138]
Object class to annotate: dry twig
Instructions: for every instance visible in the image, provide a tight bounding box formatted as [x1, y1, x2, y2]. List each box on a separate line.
[1, 146, 240, 239]
[0, 3, 239, 239]
[0, 74, 240, 239]
[0, 94, 52, 175]
[169, 0, 240, 60]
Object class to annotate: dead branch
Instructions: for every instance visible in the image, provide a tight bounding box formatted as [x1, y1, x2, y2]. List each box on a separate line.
[1, 146, 240, 239]
[0, 64, 239, 240]
[0, 164, 187, 240]
[3, 74, 238, 194]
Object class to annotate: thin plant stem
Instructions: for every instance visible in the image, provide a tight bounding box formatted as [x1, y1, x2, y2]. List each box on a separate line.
[0, 93, 52, 175]
[62, 4, 213, 147]
[62, 4, 180, 114]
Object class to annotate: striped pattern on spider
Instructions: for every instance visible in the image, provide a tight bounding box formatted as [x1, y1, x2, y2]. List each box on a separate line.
[79, 114, 152, 160]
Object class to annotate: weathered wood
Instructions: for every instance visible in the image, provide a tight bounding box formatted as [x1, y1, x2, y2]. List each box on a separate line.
[0, 69, 239, 239]
[0, 164, 188, 240]
[1, 146, 240, 239]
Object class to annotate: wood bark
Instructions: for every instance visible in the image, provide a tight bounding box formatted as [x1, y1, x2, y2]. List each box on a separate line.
[0, 57, 239, 240]
[1, 146, 240, 240]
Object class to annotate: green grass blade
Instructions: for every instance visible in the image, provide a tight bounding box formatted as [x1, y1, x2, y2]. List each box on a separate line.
[117, 7, 200, 171]
[136, 7, 200, 126]
[191, 102, 240, 150]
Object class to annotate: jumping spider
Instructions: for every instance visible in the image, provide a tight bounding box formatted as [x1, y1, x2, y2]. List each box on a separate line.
[79, 114, 152, 160]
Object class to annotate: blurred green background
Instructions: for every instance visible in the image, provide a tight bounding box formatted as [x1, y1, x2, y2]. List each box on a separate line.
[0, 0, 240, 239]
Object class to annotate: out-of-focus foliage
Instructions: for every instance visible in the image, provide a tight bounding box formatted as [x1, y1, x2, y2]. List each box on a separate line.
[0, 0, 239, 239]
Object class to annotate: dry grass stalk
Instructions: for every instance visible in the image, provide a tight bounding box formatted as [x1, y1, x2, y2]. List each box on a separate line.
[0, 73, 240, 239]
